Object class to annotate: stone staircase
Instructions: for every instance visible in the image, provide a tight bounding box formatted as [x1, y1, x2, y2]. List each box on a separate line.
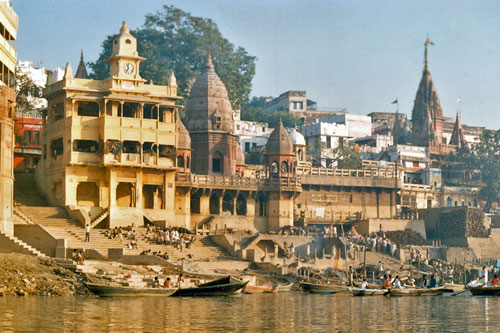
[467, 237, 500, 260]
[13, 173, 245, 266]
[0, 231, 47, 259]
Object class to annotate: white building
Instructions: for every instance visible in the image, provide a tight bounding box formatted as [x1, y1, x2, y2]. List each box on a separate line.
[321, 113, 372, 138]
[300, 121, 349, 167]
[233, 110, 273, 153]
[17, 60, 64, 111]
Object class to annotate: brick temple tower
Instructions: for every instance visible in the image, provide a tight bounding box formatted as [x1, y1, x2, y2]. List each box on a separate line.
[184, 53, 240, 176]
[411, 38, 444, 147]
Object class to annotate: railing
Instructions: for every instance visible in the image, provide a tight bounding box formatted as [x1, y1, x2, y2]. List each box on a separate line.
[402, 184, 433, 191]
[176, 173, 302, 189]
[295, 166, 401, 179]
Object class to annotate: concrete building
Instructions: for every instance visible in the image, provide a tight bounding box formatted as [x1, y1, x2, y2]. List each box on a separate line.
[36, 22, 180, 227]
[321, 113, 372, 138]
[233, 110, 272, 154]
[262, 90, 345, 124]
[300, 121, 349, 167]
[0, 0, 16, 235]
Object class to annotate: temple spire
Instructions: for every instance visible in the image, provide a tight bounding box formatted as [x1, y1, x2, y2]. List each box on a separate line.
[75, 49, 89, 79]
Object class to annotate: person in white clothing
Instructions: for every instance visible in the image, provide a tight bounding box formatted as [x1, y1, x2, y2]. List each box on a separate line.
[394, 276, 404, 289]
[85, 224, 90, 242]
[479, 266, 488, 285]
[359, 278, 368, 289]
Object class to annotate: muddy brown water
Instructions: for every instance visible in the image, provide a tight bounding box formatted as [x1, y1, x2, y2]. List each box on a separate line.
[0, 292, 499, 332]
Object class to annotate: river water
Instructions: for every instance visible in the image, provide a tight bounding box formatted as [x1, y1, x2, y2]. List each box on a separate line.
[0, 293, 499, 332]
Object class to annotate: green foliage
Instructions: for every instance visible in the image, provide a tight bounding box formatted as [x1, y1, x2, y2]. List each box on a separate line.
[450, 129, 500, 211]
[15, 73, 42, 116]
[241, 96, 303, 129]
[89, 5, 256, 110]
[334, 141, 362, 169]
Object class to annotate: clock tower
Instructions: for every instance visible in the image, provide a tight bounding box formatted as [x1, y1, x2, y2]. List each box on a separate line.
[106, 21, 145, 82]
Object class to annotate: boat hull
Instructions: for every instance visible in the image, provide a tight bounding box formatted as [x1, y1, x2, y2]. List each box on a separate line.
[389, 287, 445, 296]
[442, 283, 465, 293]
[244, 285, 274, 294]
[470, 286, 500, 296]
[300, 282, 349, 294]
[173, 281, 248, 297]
[84, 283, 177, 297]
[349, 287, 388, 296]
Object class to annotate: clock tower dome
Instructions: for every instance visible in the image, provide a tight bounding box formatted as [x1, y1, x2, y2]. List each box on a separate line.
[106, 21, 145, 81]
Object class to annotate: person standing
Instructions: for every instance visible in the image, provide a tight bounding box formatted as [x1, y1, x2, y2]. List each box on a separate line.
[85, 224, 90, 242]
[479, 266, 488, 286]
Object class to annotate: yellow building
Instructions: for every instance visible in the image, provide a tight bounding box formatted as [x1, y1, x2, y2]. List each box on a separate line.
[0, 0, 17, 235]
[36, 22, 180, 227]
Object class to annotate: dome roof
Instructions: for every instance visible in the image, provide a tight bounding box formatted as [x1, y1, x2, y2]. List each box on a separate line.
[235, 143, 245, 166]
[176, 116, 191, 150]
[184, 53, 234, 133]
[288, 128, 306, 146]
[266, 119, 294, 156]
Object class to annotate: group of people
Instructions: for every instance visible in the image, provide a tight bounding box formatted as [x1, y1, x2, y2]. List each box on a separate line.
[104, 226, 138, 249]
[139, 249, 169, 260]
[146, 226, 196, 252]
[151, 273, 184, 288]
[71, 249, 85, 265]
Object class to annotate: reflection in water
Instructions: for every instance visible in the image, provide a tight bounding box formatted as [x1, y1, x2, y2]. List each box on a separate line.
[0, 294, 499, 332]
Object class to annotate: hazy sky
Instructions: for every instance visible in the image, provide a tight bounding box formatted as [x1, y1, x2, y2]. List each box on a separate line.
[12, 0, 500, 128]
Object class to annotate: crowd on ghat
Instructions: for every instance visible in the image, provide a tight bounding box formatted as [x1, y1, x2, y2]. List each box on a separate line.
[100, 225, 197, 255]
[344, 228, 399, 260]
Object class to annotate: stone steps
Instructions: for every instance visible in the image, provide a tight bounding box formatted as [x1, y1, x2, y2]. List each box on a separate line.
[0, 231, 48, 259]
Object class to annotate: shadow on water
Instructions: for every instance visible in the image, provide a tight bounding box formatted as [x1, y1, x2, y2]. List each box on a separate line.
[0, 293, 499, 332]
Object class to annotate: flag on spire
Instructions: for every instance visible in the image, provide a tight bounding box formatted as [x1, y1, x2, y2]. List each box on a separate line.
[391, 99, 398, 104]
[425, 37, 435, 46]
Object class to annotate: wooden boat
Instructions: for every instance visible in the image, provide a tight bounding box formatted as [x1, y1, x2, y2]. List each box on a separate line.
[276, 282, 294, 292]
[84, 282, 177, 297]
[442, 283, 465, 293]
[469, 286, 500, 296]
[173, 276, 248, 297]
[349, 287, 388, 296]
[389, 286, 445, 296]
[300, 282, 350, 294]
[244, 284, 274, 294]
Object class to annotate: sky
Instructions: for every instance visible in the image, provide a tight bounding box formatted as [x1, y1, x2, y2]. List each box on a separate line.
[11, 0, 500, 129]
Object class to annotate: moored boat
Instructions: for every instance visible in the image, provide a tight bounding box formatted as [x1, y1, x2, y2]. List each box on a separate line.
[389, 286, 445, 296]
[84, 282, 177, 297]
[276, 282, 294, 292]
[469, 286, 500, 296]
[300, 282, 350, 294]
[244, 284, 274, 294]
[442, 283, 465, 293]
[349, 287, 388, 296]
[173, 276, 248, 297]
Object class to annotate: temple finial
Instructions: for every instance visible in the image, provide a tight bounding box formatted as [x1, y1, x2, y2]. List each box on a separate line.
[206, 51, 214, 70]
[64, 62, 73, 79]
[424, 36, 434, 72]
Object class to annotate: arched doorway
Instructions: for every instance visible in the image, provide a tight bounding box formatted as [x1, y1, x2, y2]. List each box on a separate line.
[222, 192, 234, 215]
[76, 182, 99, 207]
[116, 182, 134, 207]
[236, 194, 247, 216]
[209, 193, 220, 214]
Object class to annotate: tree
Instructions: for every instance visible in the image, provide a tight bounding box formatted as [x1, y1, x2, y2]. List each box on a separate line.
[450, 129, 500, 212]
[89, 5, 256, 110]
[333, 141, 362, 169]
[16, 73, 42, 117]
[241, 96, 303, 128]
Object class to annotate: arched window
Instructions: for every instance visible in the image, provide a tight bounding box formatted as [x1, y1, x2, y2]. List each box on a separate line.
[186, 156, 190, 169]
[212, 152, 223, 173]
[281, 161, 289, 174]
[446, 197, 452, 207]
[298, 148, 303, 161]
[177, 155, 185, 168]
[270, 161, 279, 175]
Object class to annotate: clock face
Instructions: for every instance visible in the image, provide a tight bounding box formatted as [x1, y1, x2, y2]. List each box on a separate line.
[123, 63, 134, 74]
